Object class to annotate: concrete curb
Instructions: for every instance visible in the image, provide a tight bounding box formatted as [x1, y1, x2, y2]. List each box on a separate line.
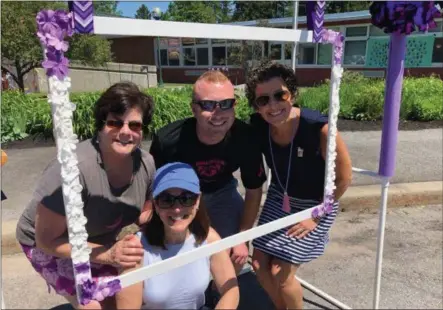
[2, 181, 441, 256]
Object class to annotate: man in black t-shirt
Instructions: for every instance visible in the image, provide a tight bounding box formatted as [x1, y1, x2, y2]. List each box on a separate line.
[150, 70, 266, 273]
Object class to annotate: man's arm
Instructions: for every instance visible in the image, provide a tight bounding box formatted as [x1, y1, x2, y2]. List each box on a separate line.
[230, 128, 267, 269]
[149, 132, 165, 169]
[238, 126, 267, 232]
[239, 187, 263, 232]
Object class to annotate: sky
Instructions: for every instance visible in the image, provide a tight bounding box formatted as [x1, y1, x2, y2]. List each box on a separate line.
[117, 1, 171, 18]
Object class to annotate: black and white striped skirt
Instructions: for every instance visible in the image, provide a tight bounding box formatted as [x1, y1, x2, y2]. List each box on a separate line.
[252, 183, 339, 265]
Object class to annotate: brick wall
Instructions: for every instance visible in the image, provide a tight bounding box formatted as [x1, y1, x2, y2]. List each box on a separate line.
[155, 66, 443, 87]
[110, 36, 156, 65]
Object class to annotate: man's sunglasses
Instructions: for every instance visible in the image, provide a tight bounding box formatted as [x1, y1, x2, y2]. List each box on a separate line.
[155, 191, 199, 209]
[254, 90, 291, 107]
[194, 98, 236, 112]
[105, 119, 143, 132]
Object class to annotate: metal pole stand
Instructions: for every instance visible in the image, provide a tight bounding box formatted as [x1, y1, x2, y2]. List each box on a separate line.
[373, 177, 390, 309]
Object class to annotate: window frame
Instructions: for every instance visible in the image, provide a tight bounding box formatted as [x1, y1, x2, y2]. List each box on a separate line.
[154, 18, 443, 69]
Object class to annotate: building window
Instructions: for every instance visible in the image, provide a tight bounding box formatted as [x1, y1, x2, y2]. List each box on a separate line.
[429, 21, 443, 33]
[160, 49, 168, 66]
[343, 25, 368, 65]
[346, 26, 368, 37]
[196, 38, 208, 44]
[212, 39, 225, 44]
[158, 37, 181, 66]
[197, 48, 209, 66]
[298, 43, 316, 64]
[212, 46, 226, 66]
[344, 41, 366, 65]
[317, 44, 332, 65]
[168, 48, 180, 66]
[369, 25, 387, 37]
[248, 42, 264, 61]
[183, 48, 196, 66]
[284, 43, 293, 60]
[432, 37, 443, 63]
[270, 43, 282, 60]
[227, 45, 243, 66]
[182, 37, 195, 46]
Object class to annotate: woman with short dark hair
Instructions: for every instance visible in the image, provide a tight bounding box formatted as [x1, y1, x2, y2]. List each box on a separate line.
[116, 162, 240, 310]
[15, 81, 156, 309]
[246, 61, 352, 309]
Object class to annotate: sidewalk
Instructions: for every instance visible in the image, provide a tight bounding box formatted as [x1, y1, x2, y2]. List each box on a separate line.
[2, 128, 442, 253]
[3, 204, 442, 309]
[2, 180, 442, 255]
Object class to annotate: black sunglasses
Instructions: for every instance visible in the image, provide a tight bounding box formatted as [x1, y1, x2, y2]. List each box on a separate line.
[254, 90, 291, 107]
[194, 98, 236, 112]
[105, 119, 143, 132]
[155, 191, 199, 209]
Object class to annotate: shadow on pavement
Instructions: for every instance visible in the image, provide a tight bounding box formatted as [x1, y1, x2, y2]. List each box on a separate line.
[50, 304, 74, 310]
[48, 272, 334, 310]
[238, 271, 334, 310]
[303, 297, 334, 310]
[238, 271, 274, 310]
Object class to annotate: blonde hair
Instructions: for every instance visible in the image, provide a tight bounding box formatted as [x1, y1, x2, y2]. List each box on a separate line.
[192, 70, 232, 102]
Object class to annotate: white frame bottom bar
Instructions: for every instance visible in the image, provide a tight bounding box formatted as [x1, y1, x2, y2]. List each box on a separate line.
[297, 277, 352, 309]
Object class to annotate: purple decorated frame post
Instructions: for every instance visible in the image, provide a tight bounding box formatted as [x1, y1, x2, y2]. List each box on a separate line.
[306, 1, 345, 220]
[369, 1, 442, 177]
[36, 2, 122, 306]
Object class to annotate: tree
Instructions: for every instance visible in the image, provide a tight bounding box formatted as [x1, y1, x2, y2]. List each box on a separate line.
[232, 1, 290, 21]
[325, 1, 372, 14]
[204, 1, 232, 23]
[135, 4, 151, 19]
[161, 2, 217, 23]
[1, 1, 113, 91]
[66, 34, 113, 66]
[227, 20, 270, 78]
[93, 1, 122, 17]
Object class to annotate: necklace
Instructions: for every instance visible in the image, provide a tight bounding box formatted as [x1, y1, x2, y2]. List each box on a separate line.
[268, 119, 296, 213]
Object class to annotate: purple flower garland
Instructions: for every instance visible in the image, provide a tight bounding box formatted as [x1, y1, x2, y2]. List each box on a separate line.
[369, 1, 442, 34]
[73, 263, 121, 305]
[310, 29, 344, 220]
[36, 10, 73, 80]
[77, 277, 122, 305]
[319, 29, 345, 65]
[36, 8, 122, 306]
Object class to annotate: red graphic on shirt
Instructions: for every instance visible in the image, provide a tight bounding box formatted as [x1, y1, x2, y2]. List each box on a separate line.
[106, 214, 123, 230]
[257, 165, 264, 177]
[195, 159, 226, 178]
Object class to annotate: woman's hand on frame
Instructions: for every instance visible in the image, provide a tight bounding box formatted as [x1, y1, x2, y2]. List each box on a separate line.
[108, 234, 144, 268]
[286, 218, 318, 239]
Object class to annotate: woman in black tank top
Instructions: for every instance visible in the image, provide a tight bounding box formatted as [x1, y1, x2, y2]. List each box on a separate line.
[245, 61, 352, 310]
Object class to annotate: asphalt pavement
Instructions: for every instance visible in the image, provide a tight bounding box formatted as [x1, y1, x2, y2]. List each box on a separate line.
[1, 128, 442, 222]
[2, 204, 442, 309]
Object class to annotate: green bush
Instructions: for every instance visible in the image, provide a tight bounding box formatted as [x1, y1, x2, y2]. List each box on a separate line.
[297, 71, 443, 121]
[1, 74, 442, 143]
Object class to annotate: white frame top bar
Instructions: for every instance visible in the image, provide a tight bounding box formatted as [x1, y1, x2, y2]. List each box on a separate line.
[94, 16, 313, 43]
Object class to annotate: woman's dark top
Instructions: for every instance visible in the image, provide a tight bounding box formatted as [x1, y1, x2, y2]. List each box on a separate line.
[250, 108, 329, 201]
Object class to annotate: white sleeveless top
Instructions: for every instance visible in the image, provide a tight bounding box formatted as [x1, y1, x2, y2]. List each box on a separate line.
[138, 232, 211, 309]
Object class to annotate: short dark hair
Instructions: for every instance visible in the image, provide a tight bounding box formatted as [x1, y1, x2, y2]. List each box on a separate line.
[245, 61, 298, 108]
[144, 199, 210, 249]
[94, 82, 154, 133]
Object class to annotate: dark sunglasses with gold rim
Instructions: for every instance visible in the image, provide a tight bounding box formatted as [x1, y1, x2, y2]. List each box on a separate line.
[193, 98, 236, 112]
[155, 191, 199, 209]
[105, 119, 144, 132]
[254, 90, 291, 108]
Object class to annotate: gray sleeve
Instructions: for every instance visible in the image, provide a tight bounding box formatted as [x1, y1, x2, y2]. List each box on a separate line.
[142, 151, 156, 201]
[34, 159, 87, 216]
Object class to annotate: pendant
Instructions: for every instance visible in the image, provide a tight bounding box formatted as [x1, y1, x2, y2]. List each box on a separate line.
[283, 192, 291, 213]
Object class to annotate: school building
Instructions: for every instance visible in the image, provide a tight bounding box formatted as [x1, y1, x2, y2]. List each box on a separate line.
[106, 10, 443, 87]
